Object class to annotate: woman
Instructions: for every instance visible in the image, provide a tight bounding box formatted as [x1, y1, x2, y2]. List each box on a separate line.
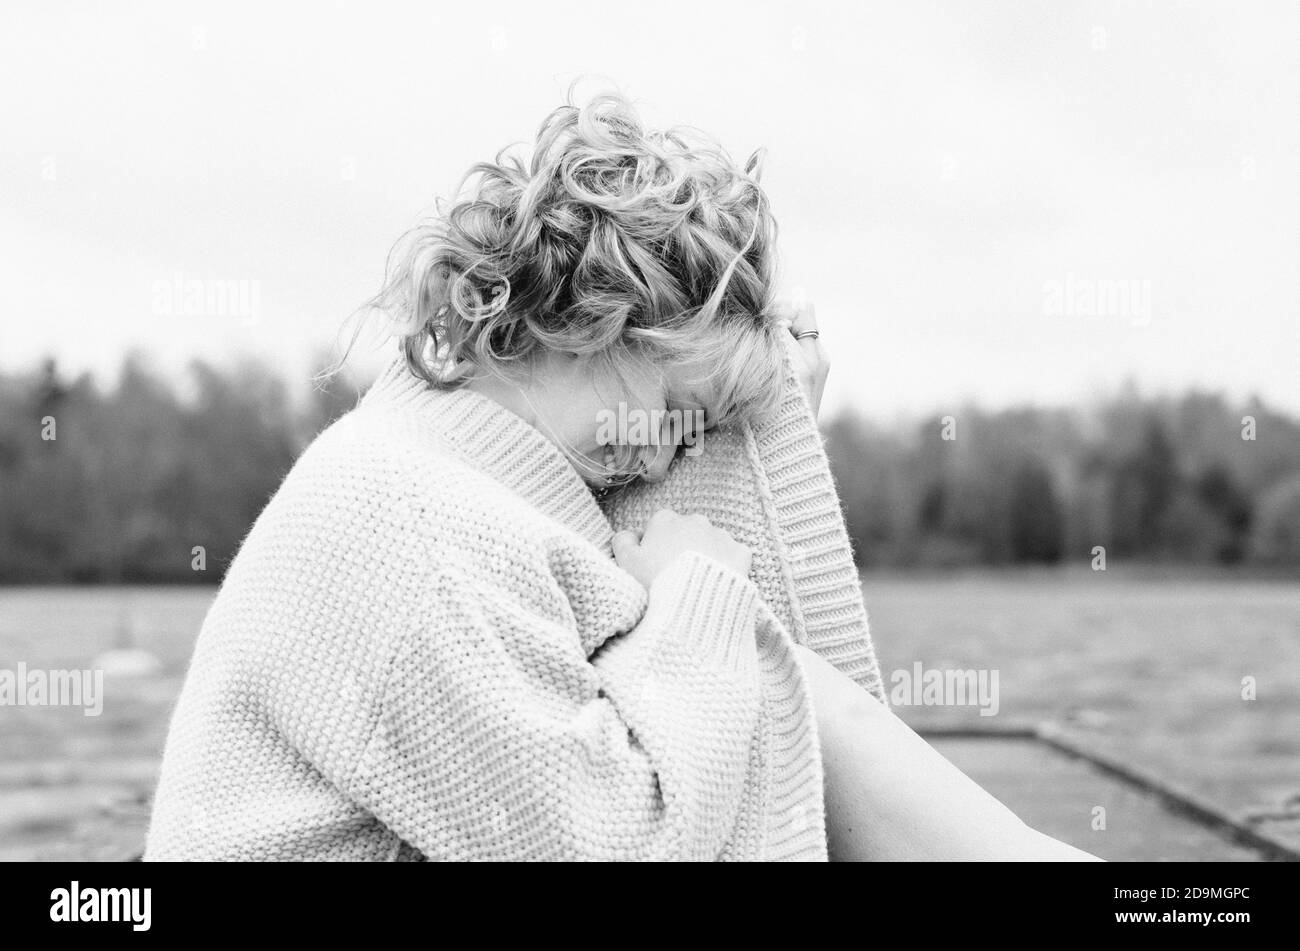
[145, 89, 1096, 861]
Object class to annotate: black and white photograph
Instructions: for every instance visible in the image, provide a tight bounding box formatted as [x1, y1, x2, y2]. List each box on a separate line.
[0, 0, 1296, 911]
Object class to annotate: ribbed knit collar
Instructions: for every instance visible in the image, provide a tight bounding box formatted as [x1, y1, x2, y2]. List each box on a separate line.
[361, 357, 615, 555]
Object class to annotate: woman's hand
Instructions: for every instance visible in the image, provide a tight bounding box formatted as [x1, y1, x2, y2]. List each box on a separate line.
[773, 295, 829, 418]
[612, 509, 753, 588]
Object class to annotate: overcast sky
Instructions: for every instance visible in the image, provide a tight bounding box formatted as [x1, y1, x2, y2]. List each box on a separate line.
[2, 0, 1296, 422]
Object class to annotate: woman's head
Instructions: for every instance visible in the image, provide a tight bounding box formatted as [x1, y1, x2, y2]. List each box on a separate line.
[372, 86, 789, 488]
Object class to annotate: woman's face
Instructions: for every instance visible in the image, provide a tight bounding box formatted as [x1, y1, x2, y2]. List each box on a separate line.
[533, 354, 718, 491]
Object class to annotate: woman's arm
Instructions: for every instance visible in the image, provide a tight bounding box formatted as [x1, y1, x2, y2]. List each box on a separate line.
[337, 551, 763, 861]
[795, 644, 1101, 861]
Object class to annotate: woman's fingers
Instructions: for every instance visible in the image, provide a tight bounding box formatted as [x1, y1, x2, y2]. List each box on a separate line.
[612, 510, 752, 586]
[773, 293, 829, 418]
[787, 297, 820, 351]
[611, 529, 641, 562]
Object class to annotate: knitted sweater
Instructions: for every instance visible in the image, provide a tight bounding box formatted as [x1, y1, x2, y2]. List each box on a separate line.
[144, 343, 884, 862]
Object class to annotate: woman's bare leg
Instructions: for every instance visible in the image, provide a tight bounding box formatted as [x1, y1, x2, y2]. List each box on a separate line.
[795, 645, 1101, 861]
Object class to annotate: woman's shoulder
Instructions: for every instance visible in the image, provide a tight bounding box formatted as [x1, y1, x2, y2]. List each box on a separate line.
[286, 404, 502, 512]
[243, 403, 561, 579]
[297, 401, 469, 480]
[204, 403, 572, 654]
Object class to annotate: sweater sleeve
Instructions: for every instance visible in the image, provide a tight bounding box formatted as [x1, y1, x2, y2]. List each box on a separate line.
[344, 550, 763, 861]
[604, 333, 887, 702]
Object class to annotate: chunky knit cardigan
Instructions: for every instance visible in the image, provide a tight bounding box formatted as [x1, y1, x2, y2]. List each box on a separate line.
[144, 342, 884, 862]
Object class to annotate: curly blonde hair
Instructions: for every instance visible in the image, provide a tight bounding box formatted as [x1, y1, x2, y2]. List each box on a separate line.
[370, 85, 787, 427]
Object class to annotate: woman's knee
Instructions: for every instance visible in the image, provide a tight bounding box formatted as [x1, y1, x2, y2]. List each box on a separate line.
[793, 643, 889, 741]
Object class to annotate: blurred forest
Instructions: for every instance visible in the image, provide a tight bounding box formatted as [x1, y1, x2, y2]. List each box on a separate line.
[825, 391, 1300, 570]
[0, 356, 354, 583]
[2, 355, 1300, 582]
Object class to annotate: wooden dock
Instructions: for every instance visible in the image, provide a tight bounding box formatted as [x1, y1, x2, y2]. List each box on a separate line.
[6, 727, 1295, 862]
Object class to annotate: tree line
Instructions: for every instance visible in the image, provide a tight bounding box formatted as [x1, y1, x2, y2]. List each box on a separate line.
[824, 386, 1300, 569]
[0, 355, 353, 583]
[1, 356, 1298, 582]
